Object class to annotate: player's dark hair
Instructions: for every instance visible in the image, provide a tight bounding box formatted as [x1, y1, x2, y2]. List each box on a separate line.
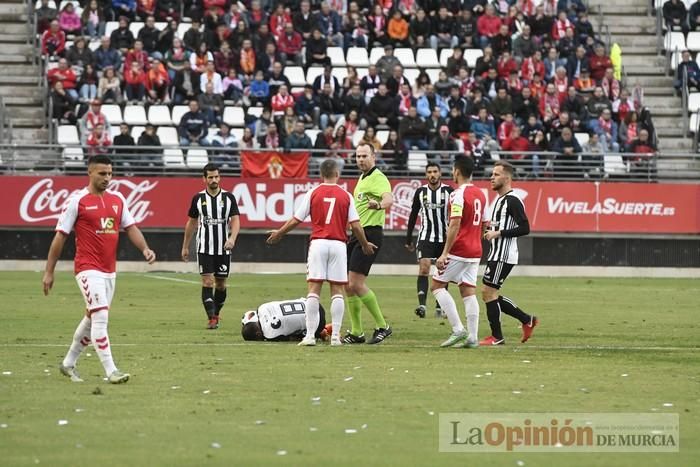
[241, 321, 264, 341]
[88, 155, 113, 166]
[202, 163, 219, 176]
[425, 162, 441, 172]
[453, 155, 474, 178]
[494, 160, 515, 177]
[320, 159, 338, 179]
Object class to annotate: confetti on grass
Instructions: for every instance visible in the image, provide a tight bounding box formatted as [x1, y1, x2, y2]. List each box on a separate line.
[58, 420, 68, 426]
[211, 442, 221, 449]
[344, 429, 357, 434]
[663, 403, 674, 407]
[2, 371, 11, 375]
[276, 450, 287, 456]
[344, 376, 353, 382]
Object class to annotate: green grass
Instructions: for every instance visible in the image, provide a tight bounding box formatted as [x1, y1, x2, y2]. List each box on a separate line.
[0, 272, 698, 466]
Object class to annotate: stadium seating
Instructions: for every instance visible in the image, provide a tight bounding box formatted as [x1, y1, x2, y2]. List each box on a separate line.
[332, 67, 348, 83]
[247, 106, 264, 119]
[57, 125, 79, 145]
[171, 106, 189, 126]
[148, 105, 172, 126]
[664, 32, 686, 52]
[346, 47, 370, 67]
[163, 149, 185, 167]
[574, 132, 590, 147]
[306, 67, 324, 85]
[327, 47, 346, 67]
[688, 93, 700, 113]
[376, 130, 389, 146]
[416, 49, 440, 69]
[394, 48, 416, 68]
[352, 130, 365, 147]
[369, 47, 384, 65]
[222, 107, 245, 127]
[439, 48, 452, 68]
[688, 32, 700, 52]
[285, 66, 307, 87]
[407, 152, 428, 173]
[603, 153, 627, 175]
[689, 112, 698, 133]
[124, 106, 148, 126]
[186, 149, 209, 169]
[129, 22, 144, 37]
[101, 104, 123, 125]
[157, 126, 179, 145]
[463, 49, 484, 68]
[131, 126, 145, 141]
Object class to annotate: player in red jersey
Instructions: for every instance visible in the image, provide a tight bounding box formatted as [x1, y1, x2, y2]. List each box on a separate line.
[432, 156, 487, 349]
[42, 155, 156, 384]
[266, 159, 376, 346]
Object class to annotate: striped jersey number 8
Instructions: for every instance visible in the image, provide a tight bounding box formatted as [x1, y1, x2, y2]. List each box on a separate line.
[323, 197, 336, 224]
[472, 199, 482, 226]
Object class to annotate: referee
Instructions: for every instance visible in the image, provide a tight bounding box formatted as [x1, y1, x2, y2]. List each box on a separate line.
[481, 161, 538, 345]
[343, 142, 394, 345]
[405, 162, 453, 318]
[182, 163, 241, 330]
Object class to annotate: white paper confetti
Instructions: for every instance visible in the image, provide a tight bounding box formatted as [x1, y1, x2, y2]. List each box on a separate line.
[58, 420, 68, 426]
[344, 376, 353, 382]
[651, 408, 659, 411]
[336, 399, 346, 403]
[361, 424, 368, 429]
[311, 396, 321, 402]
[44, 369, 50, 373]
[74, 408, 84, 413]
[0, 423, 8, 428]
[353, 366, 362, 370]
[86, 353, 92, 357]
[276, 450, 287, 456]
[75, 444, 83, 449]
[309, 427, 318, 432]
[621, 374, 628, 377]
[388, 368, 394, 371]
[202, 390, 210, 394]
[255, 420, 265, 425]
[427, 411, 435, 416]
[516, 461, 525, 466]
[522, 360, 531, 364]
[211, 442, 221, 449]
[475, 374, 482, 378]
[2, 371, 11, 375]
[485, 372, 493, 376]
[344, 429, 357, 434]
[449, 381, 453, 385]
[404, 370, 409, 373]
[512, 390, 522, 395]
[663, 403, 674, 407]
[171, 386, 180, 390]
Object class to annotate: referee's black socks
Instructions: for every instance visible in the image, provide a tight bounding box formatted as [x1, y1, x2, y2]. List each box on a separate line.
[214, 288, 227, 316]
[202, 287, 216, 319]
[485, 300, 504, 340]
[498, 295, 531, 325]
[416, 275, 429, 306]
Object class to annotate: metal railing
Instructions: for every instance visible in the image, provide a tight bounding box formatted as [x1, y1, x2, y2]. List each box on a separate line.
[656, 5, 664, 56]
[682, 65, 689, 134]
[0, 144, 695, 183]
[0, 96, 12, 144]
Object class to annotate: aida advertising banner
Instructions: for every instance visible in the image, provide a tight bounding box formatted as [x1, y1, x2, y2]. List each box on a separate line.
[1, 176, 698, 234]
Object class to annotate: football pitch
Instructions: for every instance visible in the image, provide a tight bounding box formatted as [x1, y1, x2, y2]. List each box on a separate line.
[0, 271, 698, 466]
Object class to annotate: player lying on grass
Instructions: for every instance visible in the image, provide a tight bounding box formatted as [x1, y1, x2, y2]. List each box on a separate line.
[240, 298, 330, 342]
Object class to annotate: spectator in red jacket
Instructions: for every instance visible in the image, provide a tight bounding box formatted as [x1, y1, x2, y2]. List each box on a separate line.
[269, 3, 292, 43]
[497, 51, 518, 80]
[501, 125, 531, 161]
[271, 84, 296, 117]
[589, 44, 612, 82]
[551, 10, 572, 42]
[47, 57, 78, 100]
[41, 20, 66, 58]
[521, 50, 545, 85]
[86, 123, 112, 157]
[124, 39, 150, 73]
[124, 61, 147, 102]
[477, 4, 502, 48]
[277, 23, 303, 66]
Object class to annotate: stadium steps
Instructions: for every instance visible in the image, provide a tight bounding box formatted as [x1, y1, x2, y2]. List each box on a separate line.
[590, 0, 692, 152]
[0, 0, 45, 144]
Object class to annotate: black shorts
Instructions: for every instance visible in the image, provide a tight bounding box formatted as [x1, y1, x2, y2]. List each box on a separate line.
[482, 261, 514, 289]
[347, 226, 383, 276]
[416, 241, 445, 261]
[198, 253, 231, 277]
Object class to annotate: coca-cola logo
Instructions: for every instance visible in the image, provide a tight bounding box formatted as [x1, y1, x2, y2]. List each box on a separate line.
[19, 179, 158, 223]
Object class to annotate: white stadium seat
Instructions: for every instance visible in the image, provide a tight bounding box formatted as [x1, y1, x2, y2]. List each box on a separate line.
[171, 105, 189, 125]
[346, 47, 369, 67]
[163, 149, 185, 167]
[670, 50, 683, 71]
[222, 106, 245, 127]
[131, 125, 145, 141]
[123, 106, 148, 125]
[88, 40, 100, 51]
[376, 130, 389, 146]
[394, 48, 416, 68]
[403, 68, 420, 85]
[247, 106, 264, 119]
[688, 93, 700, 113]
[464, 49, 484, 68]
[100, 104, 122, 124]
[352, 130, 365, 147]
[327, 47, 346, 67]
[603, 154, 627, 175]
[230, 128, 244, 142]
[425, 68, 440, 83]
[306, 67, 324, 85]
[285, 66, 306, 87]
[369, 47, 385, 65]
[407, 152, 428, 173]
[129, 22, 144, 37]
[305, 128, 320, 142]
[63, 147, 84, 163]
[690, 112, 698, 133]
[688, 32, 700, 52]
[332, 67, 348, 83]
[148, 105, 172, 126]
[416, 49, 440, 68]
[109, 125, 121, 139]
[664, 32, 686, 52]
[57, 125, 79, 145]
[157, 126, 179, 145]
[574, 132, 589, 147]
[439, 48, 452, 67]
[104, 21, 119, 38]
[186, 149, 209, 168]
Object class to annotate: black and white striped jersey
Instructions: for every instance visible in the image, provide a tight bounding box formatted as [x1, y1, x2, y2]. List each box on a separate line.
[406, 184, 454, 244]
[188, 189, 240, 255]
[486, 190, 530, 264]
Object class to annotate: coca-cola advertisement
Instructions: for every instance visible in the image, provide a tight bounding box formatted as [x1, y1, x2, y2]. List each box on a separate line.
[2, 176, 699, 234]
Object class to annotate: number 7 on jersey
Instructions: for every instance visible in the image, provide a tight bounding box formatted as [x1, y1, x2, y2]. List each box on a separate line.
[323, 197, 336, 224]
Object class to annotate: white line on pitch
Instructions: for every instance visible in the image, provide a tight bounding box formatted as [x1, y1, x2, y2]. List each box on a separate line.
[0, 343, 697, 351]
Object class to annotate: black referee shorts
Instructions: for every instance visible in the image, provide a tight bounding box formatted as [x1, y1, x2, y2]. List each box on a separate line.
[198, 253, 231, 278]
[416, 241, 445, 261]
[482, 261, 515, 289]
[347, 226, 383, 276]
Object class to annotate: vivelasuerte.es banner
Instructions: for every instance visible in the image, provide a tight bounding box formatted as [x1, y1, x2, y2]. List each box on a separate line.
[0, 176, 698, 234]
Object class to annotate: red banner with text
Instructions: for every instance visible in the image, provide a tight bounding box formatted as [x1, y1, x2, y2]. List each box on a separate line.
[1, 176, 698, 233]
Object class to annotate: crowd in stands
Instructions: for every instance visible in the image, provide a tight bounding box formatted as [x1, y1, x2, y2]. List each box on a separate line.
[40, 0, 658, 177]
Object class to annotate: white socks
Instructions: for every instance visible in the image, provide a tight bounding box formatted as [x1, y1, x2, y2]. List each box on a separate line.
[305, 293, 320, 339]
[433, 288, 465, 333]
[90, 310, 117, 376]
[62, 316, 91, 368]
[330, 294, 344, 340]
[463, 295, 480, 341]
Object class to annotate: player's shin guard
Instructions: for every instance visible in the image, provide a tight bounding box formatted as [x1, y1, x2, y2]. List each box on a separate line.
[417, 275, 429, 306]
[330, 294, 344, 340]
[305, 293, 321, 338]
[463, 295, 480, 341]
[214, 288, 227, 316]
[485, 300, 504, 340]
[90, 310, 117, 376]
[433, 288, 464, 333]
[347, 295, 363, 335]
[62, 316, 92, 368]
[201, 287, 215, 319]
[498, 295, 531, 324]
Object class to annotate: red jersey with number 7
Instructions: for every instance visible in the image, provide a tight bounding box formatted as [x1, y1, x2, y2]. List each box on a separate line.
[447, 183, 487, 261]
[293, 183, 359, 242]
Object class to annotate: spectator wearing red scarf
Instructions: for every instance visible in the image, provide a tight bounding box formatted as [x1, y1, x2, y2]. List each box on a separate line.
[41, 20, 66, 57]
